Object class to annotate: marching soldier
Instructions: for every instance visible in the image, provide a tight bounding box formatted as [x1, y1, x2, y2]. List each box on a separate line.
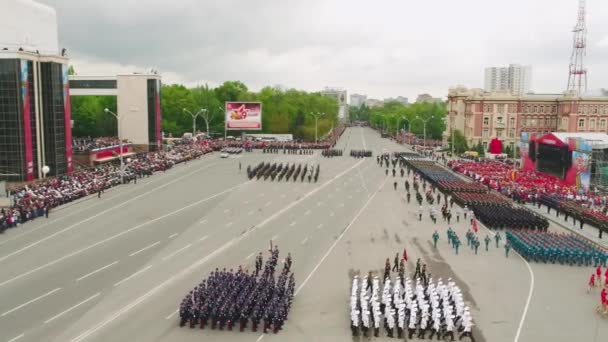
[484, 235, 491, 251]
[432, 230, 439, 249]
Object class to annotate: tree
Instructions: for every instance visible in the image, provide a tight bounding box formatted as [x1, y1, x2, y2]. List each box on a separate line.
[474, 141, 486, 157]
[448, 129, 468, 155]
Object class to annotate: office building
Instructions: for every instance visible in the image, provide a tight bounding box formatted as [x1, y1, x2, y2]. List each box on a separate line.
[484, 64, 532, 95]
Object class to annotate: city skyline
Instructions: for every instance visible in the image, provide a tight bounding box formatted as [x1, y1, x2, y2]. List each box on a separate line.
[36, 0, 608, 100]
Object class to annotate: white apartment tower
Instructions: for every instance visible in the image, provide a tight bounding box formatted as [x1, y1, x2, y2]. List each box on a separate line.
[484, 64, 532, 95]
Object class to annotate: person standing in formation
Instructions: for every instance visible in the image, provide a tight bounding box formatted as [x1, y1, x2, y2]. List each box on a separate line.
[432, 230, 439, 249]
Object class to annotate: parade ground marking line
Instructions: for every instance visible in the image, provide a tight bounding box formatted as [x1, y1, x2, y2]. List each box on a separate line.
[165, 309, 178, 320]
[129, 241, 161, 257]
[0, 162, 220, 263]
[301, 238, 308, 245]
[245, 252, 254, 260]
[44, 293, 101, 324]
[2, 288, 62, 317]
[199, 219, 207, 224]
[0, 183, 244, 289]
[199, 235, 208, 242]
[168, 233, 178, 239]
[69, 159, 367, 342]
[289, 221, 296, 227]
[76, 261, 119, 282]
[114, 265, 153, 287]
[7, 333, 24, 342]
[161, 244, 192, 261]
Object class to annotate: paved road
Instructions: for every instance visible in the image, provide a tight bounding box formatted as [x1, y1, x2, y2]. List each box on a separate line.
[0, 127, 606, 342]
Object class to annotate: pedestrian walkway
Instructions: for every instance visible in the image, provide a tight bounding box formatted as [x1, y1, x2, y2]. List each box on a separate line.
[526, 203, 608, 250]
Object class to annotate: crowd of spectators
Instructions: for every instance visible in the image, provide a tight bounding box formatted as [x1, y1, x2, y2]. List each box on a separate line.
[448, 159, 608, 231]
[0, 140, 212, 232]
[72, 137, 131, 152]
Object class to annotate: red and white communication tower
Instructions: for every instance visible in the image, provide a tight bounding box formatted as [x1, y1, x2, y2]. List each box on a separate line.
[566, 0, 588, 93]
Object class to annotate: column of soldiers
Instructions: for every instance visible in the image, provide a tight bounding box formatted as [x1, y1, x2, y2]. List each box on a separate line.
[471, 204, 549, 231]
[350, 150, 372, 158]
[283, 147, 314, 155]
[247, 162, 320, 183]
[322, 149, 343, 157]
[178, 247, 295, 334]
[350, 273, 475, 341]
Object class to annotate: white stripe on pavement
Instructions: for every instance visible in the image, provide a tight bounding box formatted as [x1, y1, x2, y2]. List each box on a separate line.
[7, 333, 24, 342]
[129, 241, 161, 257]
[165, 309, 178, 320]
[44, 293, 101, 324]
[2, 288, 62, 317]
[162, 244, 192, 261]
[113, 266, 153, 287]
[199, 235, 208, 242]
[245, 252, 254, 260]
[168, 233, 178, 239]
[76, 262, 118, 282]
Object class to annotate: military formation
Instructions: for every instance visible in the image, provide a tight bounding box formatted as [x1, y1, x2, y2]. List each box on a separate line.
[472, 204, 549, 231]
[262, 148, 314, 155]
[322, 149, 343, 157]
[350, 150, 372, 158]
[178, 246, 295, 333]
[350, 273, 475, 341]
[246, 162, 320, 182]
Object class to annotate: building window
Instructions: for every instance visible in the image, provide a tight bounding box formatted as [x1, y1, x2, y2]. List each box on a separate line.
[509, 128, 516, 138]
[593, 106, 598, 114]
[562, 117, 568, 128]
[510, 117, 515, 127]
[498, 104, 505, 114]
[483, 104, 490, 112]
[482, 141, 488, 151]
[533, 106, 537, 113]
[552, 105, 557, 113]
[590, 119, 595, 129]
[483, 117, 489, 126]
[524, 106, 529, 113]
[482, 129, 489, 137]
[540, 106, 545, 113]
[496, 130, 503, 138]
[496, 116, 503, 124]
[544, 117, 549, 126]
[600, 119, 606, 129]
[578, 118, 585, 129]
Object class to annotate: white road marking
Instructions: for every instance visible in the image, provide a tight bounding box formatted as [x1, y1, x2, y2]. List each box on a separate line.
[265, 201, 272, 207]
[165, 309, 178, 320]
[256, 334, 265, 342]
[199, 235, 208, 242]
[0, 162, 220, 262]
[2, 288, 62, 317]
[129, 241, 161, 257]
[162, 244, 192, 261]
[7, 333, 24, 342]
[226, 222, 234, 227]
[294, 175, 386, 297]
[199, 219, 207, 224]
[44, 293, 101, 323]
[168, 233, 178, 239]
[113, 265, 153, 287]
[245, 252, 254, 260]
[271, 235, 279, 241]
[68, 159, 367, 342]
[301, 238, 308, 245]
[76, 261, 118, 282]
[0, 183, 245, 289]
[248, 210, 254, 215]
[289, 221, 296, 227]
[317, 223, 324, 230]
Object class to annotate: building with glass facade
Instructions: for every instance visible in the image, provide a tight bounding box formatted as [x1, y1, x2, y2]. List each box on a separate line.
[0, 51, 71, 182]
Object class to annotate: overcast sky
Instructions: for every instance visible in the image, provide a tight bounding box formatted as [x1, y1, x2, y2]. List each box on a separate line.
[39, 0, 608, 100]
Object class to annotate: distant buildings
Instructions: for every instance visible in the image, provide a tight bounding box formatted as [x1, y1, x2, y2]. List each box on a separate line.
[350, 93, 367, 107]
[484, 64, 532, 95]
[444, 86, 608, 152]
[416, 93, 443, 104]
[384, 96, 409, 106]
[365, 98, 384, 108]
[320, 87, 347, 119]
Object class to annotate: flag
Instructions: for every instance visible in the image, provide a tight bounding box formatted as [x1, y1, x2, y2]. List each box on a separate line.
[472, 219, 478, 233]
[403, 248, 408, 262]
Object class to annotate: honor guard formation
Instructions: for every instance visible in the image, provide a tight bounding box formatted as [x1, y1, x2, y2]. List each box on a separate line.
[350, 267, 474, 340]
[350, 150, 372, 158]
[321, 149, 343, 157]
[246, 162, 320, 182]
[262, 147, 314, 155]
[178, 246, 295, 334]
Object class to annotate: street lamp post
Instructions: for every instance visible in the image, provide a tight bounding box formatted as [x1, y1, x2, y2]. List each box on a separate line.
[414, 115, 434, 148]
[308, 112, 325, 143]
[401, 117, 410, 144]
[183, 108, 206, 135]
[104, 108, 125, 185]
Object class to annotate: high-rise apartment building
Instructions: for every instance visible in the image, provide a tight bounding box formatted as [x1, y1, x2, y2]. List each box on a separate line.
[484, 64, 532, 95]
